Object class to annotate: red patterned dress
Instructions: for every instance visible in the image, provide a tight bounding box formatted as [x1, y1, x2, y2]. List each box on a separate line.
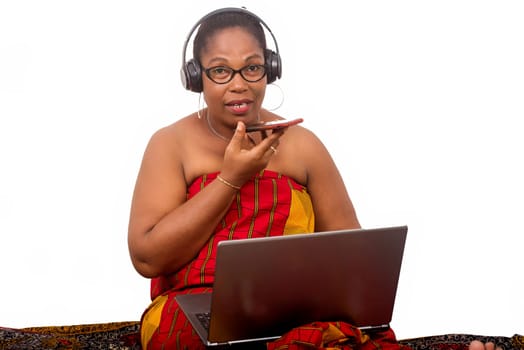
[140, 170, 315, 349]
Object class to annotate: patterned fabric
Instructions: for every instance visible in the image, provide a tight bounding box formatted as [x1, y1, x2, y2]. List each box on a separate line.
[267, 321, 410, 350]
[398, 333, 524, 350]
[141, 170, 315, 350]
[0, 322, 522, 350]
[0, 321, 140, 350]
[140, 287, 212, 350]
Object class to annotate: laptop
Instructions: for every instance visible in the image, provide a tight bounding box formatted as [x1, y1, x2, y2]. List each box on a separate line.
[176, 225, 408, 347]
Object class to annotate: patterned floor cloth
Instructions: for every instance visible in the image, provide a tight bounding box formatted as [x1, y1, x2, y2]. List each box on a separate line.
[0, 321, 141, 350]
[0, 321, 522, 350]
[399, 333, 524, 350]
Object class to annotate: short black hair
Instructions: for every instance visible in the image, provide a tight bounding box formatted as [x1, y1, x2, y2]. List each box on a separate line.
[193, 9, 267, 63]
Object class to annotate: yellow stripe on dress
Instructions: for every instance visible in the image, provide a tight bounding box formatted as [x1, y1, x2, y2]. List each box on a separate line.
[284, 185, 315, 235]
[140, 294, 168, 349]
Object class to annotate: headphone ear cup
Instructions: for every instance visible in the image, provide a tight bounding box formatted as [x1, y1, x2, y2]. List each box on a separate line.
[265, 49, 282, 84]
[181, 58, 203, 92]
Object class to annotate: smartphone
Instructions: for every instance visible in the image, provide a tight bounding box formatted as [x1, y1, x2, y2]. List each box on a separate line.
[245, 118, 304, 132]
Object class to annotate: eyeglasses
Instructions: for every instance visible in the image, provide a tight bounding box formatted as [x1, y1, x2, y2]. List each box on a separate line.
[204, 64, 267, 84]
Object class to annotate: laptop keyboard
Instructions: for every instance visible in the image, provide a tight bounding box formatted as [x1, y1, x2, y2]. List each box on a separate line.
[196, 312, 211, 330]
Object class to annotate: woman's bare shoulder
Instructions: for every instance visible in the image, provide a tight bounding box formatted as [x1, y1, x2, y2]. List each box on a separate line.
[151, 113, 198, 139]
[144, 113, 205, 155]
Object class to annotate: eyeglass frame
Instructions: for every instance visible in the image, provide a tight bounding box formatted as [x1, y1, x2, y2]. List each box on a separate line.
[203, 64, 267, 84]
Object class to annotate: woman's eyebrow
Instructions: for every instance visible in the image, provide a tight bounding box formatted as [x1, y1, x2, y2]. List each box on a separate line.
[205, 53, 264, 66]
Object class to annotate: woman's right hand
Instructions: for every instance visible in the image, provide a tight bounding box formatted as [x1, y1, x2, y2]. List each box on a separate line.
[219, 121, 283, 186]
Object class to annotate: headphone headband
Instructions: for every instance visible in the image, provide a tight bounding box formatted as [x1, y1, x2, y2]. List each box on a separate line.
[180, 7, 282, 92]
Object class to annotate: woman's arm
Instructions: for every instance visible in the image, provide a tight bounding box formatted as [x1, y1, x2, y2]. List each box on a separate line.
[127, 127, 235, 278]
[127, 122, 284, 278]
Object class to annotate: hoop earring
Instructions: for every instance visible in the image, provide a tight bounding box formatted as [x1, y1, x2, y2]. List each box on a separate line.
[197, 92, 207, 119]
[263, 83, 285, 111]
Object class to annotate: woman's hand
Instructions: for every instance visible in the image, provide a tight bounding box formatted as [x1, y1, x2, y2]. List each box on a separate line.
[219, 121, 283, 186]
[469, 340, 502, 350]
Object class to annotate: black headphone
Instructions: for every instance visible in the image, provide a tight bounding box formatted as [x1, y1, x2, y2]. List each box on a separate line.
[180, 7, 282, 93]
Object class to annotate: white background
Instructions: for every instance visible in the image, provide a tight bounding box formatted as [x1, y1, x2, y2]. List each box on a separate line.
[1, 0, 522, 340]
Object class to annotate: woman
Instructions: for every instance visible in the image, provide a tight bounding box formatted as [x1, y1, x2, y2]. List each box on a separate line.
[128, 8, 360, 349]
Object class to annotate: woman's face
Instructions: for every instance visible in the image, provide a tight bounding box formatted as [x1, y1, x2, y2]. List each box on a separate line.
[200, 26, 267, 126]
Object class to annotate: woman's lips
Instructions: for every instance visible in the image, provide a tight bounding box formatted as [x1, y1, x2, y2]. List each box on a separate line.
[225, 102, 250, 114]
